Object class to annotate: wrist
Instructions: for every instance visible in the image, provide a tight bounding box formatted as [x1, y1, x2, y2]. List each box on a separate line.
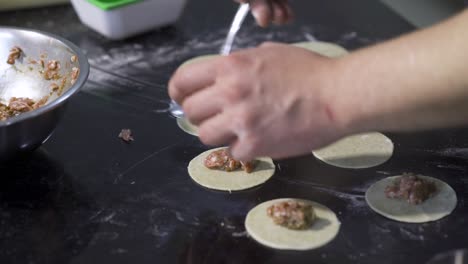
[320, 56, 369, 137]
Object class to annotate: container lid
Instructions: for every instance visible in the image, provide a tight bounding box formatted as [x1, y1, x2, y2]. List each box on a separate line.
[87, 0, 141, 10]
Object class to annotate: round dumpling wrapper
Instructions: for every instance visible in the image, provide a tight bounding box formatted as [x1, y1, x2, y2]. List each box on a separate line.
[245, 198, 341, 250]
[365, 175, 457, 223]
[188, 147, 275, 191]
[313, 132, 394, 169]
[177, 117, 198, 136]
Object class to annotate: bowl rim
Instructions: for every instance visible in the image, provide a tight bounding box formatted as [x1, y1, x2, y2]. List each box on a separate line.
[0, 26, 90, 127]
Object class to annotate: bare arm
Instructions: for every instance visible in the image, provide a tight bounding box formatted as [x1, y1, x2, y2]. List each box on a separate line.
[333, 9, 468, 134]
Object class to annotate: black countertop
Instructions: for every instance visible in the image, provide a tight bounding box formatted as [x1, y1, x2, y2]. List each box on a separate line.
[1, 1, 468, 263]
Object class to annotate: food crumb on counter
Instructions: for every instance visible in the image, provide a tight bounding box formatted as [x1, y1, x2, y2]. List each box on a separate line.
[119, 129, 134, 143]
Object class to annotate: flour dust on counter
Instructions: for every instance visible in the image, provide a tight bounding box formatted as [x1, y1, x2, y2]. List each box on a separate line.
[313, 132, 394, 169]
[187, 147, 275, 191]
[366, 174, 457, 223]
[245, 198, 341, 250]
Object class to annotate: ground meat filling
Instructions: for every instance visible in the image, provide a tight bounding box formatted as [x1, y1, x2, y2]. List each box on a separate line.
[267, 201, 316, 230]
[33, 97, 49, 109]
[0, 97, 49, 121]
[2, 46, 76, 121]
[385, 173, 437, 205]
[44, 60, 61, 80]
[119, 129, 134, 143]
[71, 67, 80, 84]
[0, 104, 11, 121]
[204, 149, 257, 173]
[7, 46, 22, 65]
[240, 161, 256, 173]
[8, 97, 35, 112]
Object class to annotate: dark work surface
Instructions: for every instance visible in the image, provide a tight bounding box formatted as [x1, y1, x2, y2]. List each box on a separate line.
[1, 1, 468, 264]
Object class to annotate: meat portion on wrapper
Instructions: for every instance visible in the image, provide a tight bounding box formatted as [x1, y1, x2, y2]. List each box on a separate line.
[204, 148, 257, 173]
[267, 200, 316, 230]
[385, 173, 437, 205]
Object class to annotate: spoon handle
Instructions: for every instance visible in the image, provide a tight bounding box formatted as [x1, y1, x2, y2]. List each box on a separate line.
[220, 3, 250, 56]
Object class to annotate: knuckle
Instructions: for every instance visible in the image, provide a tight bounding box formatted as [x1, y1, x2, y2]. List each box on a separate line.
[223, 85, 245, 104]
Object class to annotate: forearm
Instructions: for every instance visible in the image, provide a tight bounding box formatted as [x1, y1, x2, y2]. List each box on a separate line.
[332, 9, 468, 134]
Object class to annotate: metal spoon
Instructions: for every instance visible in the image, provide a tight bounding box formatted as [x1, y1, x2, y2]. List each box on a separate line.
[170, 3, 250, 118]
[220, 3, 250, 55]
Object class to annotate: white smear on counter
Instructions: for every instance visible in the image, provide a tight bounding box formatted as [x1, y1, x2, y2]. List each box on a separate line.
[232, 231, 248, 237]
[146, 225, 169, 237]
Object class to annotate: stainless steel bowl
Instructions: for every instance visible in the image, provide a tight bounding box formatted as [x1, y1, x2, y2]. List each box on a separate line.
[0, 27, 89, 160]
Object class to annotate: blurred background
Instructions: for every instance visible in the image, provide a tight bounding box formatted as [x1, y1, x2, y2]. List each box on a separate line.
[0, 0, 465, 28]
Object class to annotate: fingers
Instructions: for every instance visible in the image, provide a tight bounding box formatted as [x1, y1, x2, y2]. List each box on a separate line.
[198, 111, 263, 161]
[198, 113, 237, 147]
[182, 87, 224, 125]
[248, 0, 293, 27]
[283, 1, 294, 23]
[250, 0, 273, 27]
[275, 0, 294, 23]
[271, 0, 287, 24]
[168, 58, 219, 104]
[229, 135, 261, 161]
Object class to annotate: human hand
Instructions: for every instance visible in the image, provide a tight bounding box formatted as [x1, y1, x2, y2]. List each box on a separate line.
[169, 43, 351, 161]
[235, 0, 293, 27]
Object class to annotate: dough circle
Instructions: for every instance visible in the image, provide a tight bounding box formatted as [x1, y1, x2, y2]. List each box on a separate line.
[177, 117, 198, 136]
[188, 147, 275, 191]
[365, 175, 457, 223]
[292, 41, 349, 58]
[245, 198, 341, 250]
[312, 132, 394, 169]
